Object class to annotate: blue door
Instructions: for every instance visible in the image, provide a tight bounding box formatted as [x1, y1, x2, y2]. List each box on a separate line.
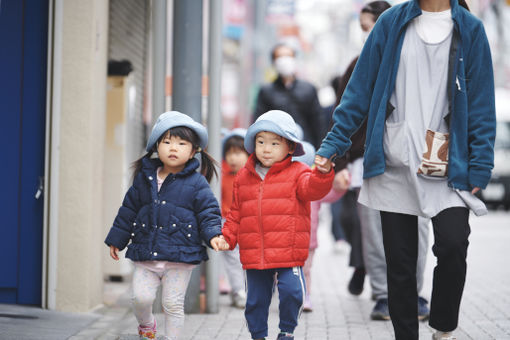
[0, 0, 49, 305]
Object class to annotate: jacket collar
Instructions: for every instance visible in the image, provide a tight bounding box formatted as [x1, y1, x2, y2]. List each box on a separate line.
[141, 156, 200, 178]
[245, 153, 293, 178]
[274, 75, 297, 90]
[404, 0, 461, 27]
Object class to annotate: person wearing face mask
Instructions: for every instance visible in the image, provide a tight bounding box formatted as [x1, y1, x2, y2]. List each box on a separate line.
[253, 43, 324, 149]
[329, 0, 431, 323]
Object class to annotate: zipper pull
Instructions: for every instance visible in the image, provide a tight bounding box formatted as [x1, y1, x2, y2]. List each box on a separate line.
[456, 76, 461, 91]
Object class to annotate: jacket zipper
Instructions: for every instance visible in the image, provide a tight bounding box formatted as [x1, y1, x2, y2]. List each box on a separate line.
[258, 182, 264, 267]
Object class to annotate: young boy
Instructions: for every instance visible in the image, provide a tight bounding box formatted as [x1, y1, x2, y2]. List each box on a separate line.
[220, 110, 334, 340]
[220, 128, 249, 308]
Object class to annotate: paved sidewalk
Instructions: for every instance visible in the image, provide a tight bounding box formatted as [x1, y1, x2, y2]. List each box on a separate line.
[2, 209, 509, 339]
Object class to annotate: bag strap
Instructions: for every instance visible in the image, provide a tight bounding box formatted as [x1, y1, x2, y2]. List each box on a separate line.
[444, 29, 460, 129]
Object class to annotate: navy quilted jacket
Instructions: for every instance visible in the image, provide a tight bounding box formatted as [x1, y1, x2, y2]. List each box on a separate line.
[104, 157, 222, 264]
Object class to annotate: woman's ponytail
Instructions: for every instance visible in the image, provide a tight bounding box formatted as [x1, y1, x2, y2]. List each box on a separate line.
[198, 149, 219, 183]
[458, 0, 470, 11]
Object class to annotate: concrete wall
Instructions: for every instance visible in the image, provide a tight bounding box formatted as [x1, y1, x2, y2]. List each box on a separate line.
[54, 0, 109, 312]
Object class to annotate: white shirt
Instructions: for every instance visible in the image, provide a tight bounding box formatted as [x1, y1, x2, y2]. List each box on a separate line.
[415, 9, 454, 44]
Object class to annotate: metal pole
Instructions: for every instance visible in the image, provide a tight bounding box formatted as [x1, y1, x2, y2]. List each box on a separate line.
[205, 0, 222, 314]
[151, 0, 167, 313]
[172, 0, 203, 313]
[152, 0, 167, 121]
[172, 0, 202, 121]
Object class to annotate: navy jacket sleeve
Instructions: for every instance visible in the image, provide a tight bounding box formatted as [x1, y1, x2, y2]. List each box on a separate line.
[193, 175, 222, 247]
[104, 184, 142, 250]
[465, 22, 496, 189]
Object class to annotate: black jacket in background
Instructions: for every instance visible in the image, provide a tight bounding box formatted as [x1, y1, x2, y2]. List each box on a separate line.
[253, 76, 324, 148]
[331, 56, 367, 172]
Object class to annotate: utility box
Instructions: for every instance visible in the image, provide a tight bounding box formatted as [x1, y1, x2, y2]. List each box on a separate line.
[103, 75, 135, 279]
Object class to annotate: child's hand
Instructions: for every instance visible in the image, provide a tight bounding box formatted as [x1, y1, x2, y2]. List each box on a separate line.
[211, 235, 230, 251]
[314, 155, 333, 173]
[110, 245, 120, 260]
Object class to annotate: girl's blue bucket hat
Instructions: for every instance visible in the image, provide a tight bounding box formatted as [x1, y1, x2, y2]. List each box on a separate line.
[146, 111, 208, 152]
[244, 110, 304, 156]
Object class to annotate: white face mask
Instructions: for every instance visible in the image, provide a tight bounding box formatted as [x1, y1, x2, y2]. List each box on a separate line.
[274, 56, 297, 77]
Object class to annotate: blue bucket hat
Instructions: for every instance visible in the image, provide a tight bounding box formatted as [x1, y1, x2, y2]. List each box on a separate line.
[146, 111, 208, 152]
[222, 128, 247, 156]
[222, 128, 247, 147]
[244, 110, 304, 156]
[292, 141, 316, 166]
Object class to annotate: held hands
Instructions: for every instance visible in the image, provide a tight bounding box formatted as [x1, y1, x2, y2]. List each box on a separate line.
[109, 245, 120, 261]
[210, 235, 230, 251]
[314, 155, 334, 173]
[333, 169, 351, 193]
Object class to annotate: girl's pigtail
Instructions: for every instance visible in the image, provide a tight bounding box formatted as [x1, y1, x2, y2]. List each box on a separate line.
[458, 0, 470, 11]
[199, 148, 219, 183]
[131, 150, 154, 183]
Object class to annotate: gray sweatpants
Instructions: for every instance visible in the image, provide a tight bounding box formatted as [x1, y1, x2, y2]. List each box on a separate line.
[221, 245, 245, 294]
[358, 203, 429, 300]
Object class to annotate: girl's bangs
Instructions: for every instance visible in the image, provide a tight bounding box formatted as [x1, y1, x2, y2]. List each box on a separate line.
[159, 126, 199, 145]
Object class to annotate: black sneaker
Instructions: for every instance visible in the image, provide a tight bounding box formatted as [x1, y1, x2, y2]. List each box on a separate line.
[418, 296, 430, 321]
[276, 332, 294, 339]
[348, 267, 366, 295]
[370, 298, 390, 320]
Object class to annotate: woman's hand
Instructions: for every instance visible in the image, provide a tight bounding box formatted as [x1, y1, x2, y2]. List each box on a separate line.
[471, 187, 480, 195]
[314, 155, 333, 173]
[109, 245, 120, 261]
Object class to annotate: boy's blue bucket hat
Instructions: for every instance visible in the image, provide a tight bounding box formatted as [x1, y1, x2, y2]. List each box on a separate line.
[146, 111, 208, 152]
[244, 110, 304, 156]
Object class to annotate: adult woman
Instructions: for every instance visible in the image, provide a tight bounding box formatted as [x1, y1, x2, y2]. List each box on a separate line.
[315, 0, 495, 339]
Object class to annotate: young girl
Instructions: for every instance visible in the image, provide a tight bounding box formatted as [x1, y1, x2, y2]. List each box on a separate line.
[220, 110, 334, 340]
[105, 111, 224, 340]
[316, 0, 496, 339]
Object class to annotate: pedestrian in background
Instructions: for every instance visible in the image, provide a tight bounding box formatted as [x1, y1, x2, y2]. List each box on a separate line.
[315, 0, 495, 338]
[105, 111, 224, 340]
[253, 43, 324, 148]
[221, 110, 334, 340]
[220, 128, 249, 309]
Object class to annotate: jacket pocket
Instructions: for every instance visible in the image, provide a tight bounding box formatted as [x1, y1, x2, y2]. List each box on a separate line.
[383, 121, 409, 167]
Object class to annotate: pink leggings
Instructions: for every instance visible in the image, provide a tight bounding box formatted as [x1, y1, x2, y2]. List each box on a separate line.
[132, 263, 194, 340]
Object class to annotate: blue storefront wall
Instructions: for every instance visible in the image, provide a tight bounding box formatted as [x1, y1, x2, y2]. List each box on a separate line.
[0, 0, 49, 305]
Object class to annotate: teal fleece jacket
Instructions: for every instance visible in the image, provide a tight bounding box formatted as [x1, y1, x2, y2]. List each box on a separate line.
[317, 0, 496, 191]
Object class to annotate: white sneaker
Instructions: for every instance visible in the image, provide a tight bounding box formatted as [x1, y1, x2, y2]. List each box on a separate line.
[432, 331, 456, 340]
[232, 290, 246, 309]
[333, 240, 350, 254]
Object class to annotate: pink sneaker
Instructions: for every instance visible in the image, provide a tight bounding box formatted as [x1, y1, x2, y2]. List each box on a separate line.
[138, 319, 156, 340]
[303, 294, 313, 312]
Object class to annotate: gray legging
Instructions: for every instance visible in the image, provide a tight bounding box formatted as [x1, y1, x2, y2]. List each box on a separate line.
[357, 203, 429, 300]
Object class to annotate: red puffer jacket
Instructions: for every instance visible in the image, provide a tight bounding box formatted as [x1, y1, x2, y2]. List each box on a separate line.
[222, 154, 334, 269]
